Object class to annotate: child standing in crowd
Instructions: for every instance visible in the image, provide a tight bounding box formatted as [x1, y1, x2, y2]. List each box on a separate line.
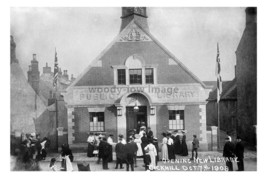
[191, 135, 199, 160]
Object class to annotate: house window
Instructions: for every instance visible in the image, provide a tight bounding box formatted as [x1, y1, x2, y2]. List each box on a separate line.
[89, 112, 104, 132]
[145, 68, 154, 84]
[169, 110, 184, 130]
[117, 69, 126, 85]
[129, 69, 142, 84]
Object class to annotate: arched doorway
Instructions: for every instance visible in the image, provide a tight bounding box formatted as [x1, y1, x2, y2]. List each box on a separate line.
[124, 93, 150, 138]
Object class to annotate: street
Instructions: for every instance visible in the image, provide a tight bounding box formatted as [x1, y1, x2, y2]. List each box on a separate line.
[11, 151, 256, 171]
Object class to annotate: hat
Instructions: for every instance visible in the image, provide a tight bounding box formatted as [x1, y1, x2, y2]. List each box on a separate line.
[119, 134, 124, 138]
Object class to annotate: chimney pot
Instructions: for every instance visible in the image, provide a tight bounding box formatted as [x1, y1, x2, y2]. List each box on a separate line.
[33, 54, 36, 60]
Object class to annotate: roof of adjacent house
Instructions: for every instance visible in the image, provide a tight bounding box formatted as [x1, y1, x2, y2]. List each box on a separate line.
[11, 63, 47, 133]
[204, 78, 237, 101]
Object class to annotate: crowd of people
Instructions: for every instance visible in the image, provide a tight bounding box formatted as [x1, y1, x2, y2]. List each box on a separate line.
[11, 133, 50, 171]
[86, 126, 195, 171]
[10, 128, 245, 172]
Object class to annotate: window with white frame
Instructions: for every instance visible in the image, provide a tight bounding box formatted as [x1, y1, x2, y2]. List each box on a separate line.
[89, 112, 104, 131]
[145, 68, 154, 84]
[169, 110, 184, 130]
[129, 69, 142, 84]
[117, 69, 126, 85]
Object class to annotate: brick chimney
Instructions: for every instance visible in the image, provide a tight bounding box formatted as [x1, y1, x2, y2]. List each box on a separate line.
[120, 7, 149, 32]
[27, 54, 40, 94]
[43, 62, 52, 74]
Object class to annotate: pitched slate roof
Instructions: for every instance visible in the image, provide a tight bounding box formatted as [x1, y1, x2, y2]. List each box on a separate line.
[204, 78, 237, 101]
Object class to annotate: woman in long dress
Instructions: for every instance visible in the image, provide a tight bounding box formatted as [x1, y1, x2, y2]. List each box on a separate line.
[181, 132, 188, 156]
[167, 133, 175, 160]
[144, 139, 157, 170]
[161, 133, 168, 161]
[134, 134, 143, 157]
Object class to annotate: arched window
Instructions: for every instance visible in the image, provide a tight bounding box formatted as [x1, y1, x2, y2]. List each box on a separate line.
[112, 55, 157, 85]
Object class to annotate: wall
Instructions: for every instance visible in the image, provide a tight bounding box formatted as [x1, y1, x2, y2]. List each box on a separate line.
[72, 106, 117, 143]
[73, 107, 89, 143]
[156, 104, 208, 151]
[206, 100, 237, 134]
[236, 8, 257, 145]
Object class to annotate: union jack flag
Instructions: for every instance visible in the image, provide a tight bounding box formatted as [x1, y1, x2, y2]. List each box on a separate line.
[53, 49, 58, 89]
[215, 43, 222, 103]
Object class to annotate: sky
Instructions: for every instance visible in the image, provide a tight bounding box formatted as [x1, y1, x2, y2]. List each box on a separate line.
[10, 7, 246, 82]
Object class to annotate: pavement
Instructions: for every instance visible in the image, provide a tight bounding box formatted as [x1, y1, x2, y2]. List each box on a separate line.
[11, 150, 257, 171]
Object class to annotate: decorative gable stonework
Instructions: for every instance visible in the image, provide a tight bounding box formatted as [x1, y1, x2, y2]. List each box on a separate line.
[118, 24, 151, 42]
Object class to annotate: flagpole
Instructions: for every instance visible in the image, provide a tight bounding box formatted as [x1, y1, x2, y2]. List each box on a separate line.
[54, 47, 59, 152]
[217, 96, 220, 150]
[216, 42, 221, 150]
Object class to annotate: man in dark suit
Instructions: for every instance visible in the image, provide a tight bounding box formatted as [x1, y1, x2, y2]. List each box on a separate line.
[125, 137, 138, 171]
[115, 135, 125, 169]
[223, 136, 235, 171]
[98, 137, 110, 170]
[235, 136, 244, 171]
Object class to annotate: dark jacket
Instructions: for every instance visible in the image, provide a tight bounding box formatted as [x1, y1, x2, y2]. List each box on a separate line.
[235, 141, 244, 159]
[115, 142, 126, 159]
[125, 142, 138, 155]
[125, 141, 138, 164]
[98, 141, 110, 158]
[223, 141, 235, 158]
[192, 138, 199, 149]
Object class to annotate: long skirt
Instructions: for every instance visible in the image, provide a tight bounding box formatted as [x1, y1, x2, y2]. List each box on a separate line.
[148, 151, 156, 170]
[87, 143, 94, 157]
[161, 144, 168, 160]
[167, 145, 175, 160]
[136, 143, 143, 157]
[181, 142, 188, 156]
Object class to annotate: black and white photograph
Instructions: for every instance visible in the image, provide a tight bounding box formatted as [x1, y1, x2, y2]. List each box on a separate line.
[6, 0, 262, 173]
